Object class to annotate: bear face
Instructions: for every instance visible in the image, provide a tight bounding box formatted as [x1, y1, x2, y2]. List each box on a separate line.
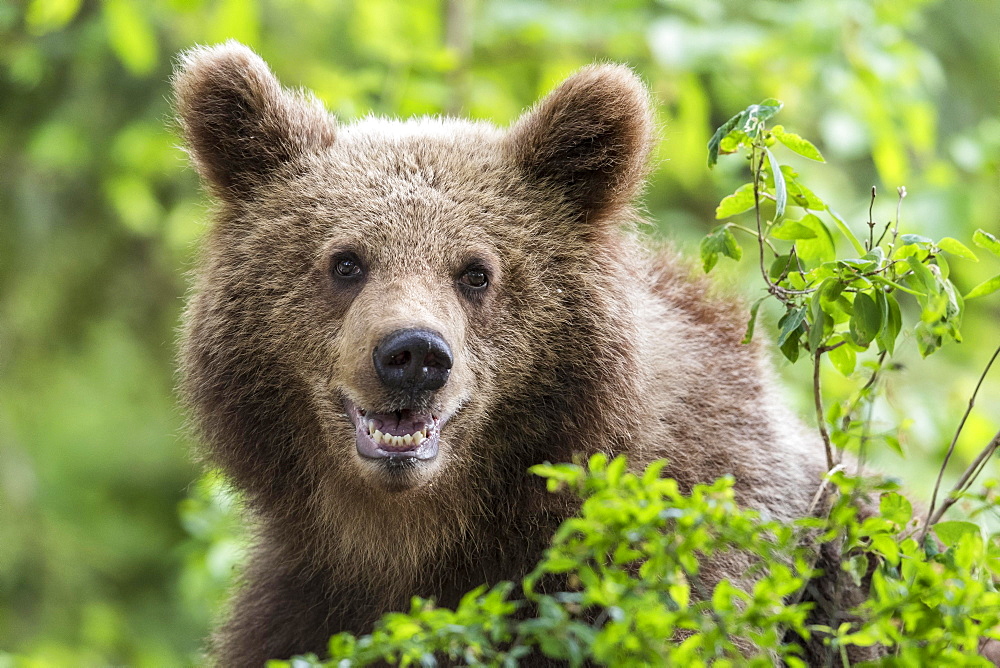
[176, 42, 659, 558]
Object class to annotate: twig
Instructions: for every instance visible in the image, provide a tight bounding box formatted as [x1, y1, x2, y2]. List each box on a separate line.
[920, 343, 1000, 539]
[926, 430, 1000, 528]
[840, 351, 888, 433]
[808, 464, 847, 515]
[865, 186, 876, 251]
[885, 186, 907, 257]
[729, 224, 781, 256]
[814, 347, 836, 471]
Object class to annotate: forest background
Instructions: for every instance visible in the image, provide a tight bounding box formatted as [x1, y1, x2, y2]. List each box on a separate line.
[1, 0, 998, 664]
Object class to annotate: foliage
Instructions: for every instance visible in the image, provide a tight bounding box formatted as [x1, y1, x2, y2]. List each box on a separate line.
[2, 0, 999, 665]
[268, 457, 1000, 666]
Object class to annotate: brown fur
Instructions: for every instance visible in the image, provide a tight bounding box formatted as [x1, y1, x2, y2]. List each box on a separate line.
[175, 42, 847, 666]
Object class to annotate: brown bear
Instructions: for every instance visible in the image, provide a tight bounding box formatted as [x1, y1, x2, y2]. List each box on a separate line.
[174, 42, 840, 665]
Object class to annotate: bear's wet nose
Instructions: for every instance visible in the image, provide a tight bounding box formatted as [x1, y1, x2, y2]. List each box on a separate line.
[373, 328, 453, 391]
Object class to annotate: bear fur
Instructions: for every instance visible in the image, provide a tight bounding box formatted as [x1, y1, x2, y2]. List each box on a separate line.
[174, 42, 844, 665]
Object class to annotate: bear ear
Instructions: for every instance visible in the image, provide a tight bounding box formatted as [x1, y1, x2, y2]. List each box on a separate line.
[505, 65, 654, 224]
[172, 41, 336, 200]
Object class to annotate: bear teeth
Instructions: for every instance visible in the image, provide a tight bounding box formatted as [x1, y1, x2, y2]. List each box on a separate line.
[367, 421, 428, 447]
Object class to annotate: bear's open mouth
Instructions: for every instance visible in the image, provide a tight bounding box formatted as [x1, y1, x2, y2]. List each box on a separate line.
[345, 399, 442, 461]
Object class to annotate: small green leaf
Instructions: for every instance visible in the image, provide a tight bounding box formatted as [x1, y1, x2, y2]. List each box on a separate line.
[770, 221, 818, 241]
[786, 178, 826, 210]
[772, 125, 825, 162]
[742, 297, 767, 345]
[700, 225, 743, 273]
[707, 110, 748, 167]
[770, 254, 793, 280]
[795, 214, 836, 266]
[899, 234, 933, 246]
[827, 207, 867, 256]
[880, 492, 913, 527]
[843, 554, 868, 587]
[936, 237, 978, 261]
[779, 333, 801, 363]
[744, 98, 783, 128]
[964, 274, 1000, 300]
[849, 292, 881, 347]
[715, 183, 756, 219]
[719, 131, 748, 154]
[764, 147, 787, 221]
[777, 306, 807, 346]
[828, 340, 856, 376]
[933, 520, 980, 547]
[906, 255, 939, 294]
[973, 229, 1000, 258]
[877, 293, 902, 355]
[809, 290, 831, 351]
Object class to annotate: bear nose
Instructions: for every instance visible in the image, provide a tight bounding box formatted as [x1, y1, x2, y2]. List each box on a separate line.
[373, 328, 453, 391]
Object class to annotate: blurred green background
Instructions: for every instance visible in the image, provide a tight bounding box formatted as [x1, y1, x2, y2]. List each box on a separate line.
[1, 0, 998, 665]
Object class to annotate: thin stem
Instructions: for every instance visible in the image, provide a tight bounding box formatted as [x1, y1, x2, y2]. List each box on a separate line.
[729, 224, 781, 255]
[920, 343, 1000, 539]
[866, 186, 876, 251]
[927, 430, 1000, 528]
[814, 348, 836, 471]
[840, 351, 888, 432]
[885, 186, 907, 258]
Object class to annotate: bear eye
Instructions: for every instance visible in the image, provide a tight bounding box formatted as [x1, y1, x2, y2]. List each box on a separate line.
[331, 253, 363, 280]
[459, 267, 489, 289]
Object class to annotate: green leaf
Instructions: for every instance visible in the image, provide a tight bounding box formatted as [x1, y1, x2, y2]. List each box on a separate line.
[777, 307, 807, 346]
[827, 207, 867, 256]
[770, 221, 817, 241]
[700, 225, 743, 272]
[899, 234, 933, 246]
[880, 492, 913, 527]
[964, 274, 1000, 300]
[764, 147, 787, 221]
[809, 293, 829, 351]
[937, 237, 978, 261]
[707, 110, 748, 168]
[743, 98, 784, 130]
[906, 255, 939, 294]
[770, 254, 793, 280]
[715, 183, 756, 219]
[786, 178, 826, 210]
[828, 341, 856, 376]
[973, 229, 1000, 258]
[795, 214, 836, 266]
[877, 293, 902, 355]
[843, 554, 868, 587]
[772, 125, 825, 162]
[742, 297, 767, 345]
[933, 521, 980, 547]
[849, 292, 881, 347]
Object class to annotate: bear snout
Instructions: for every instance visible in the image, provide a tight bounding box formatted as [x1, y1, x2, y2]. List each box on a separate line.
[372, 328, 453, 392]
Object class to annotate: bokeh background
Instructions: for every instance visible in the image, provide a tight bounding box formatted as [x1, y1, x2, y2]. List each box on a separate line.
[1, 0, 998, 664]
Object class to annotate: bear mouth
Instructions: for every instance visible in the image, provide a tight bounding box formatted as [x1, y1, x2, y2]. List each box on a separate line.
[344, 399, 443, 461]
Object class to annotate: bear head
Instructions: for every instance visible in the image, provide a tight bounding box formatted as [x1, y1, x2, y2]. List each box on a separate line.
[175, 42, 654, 576]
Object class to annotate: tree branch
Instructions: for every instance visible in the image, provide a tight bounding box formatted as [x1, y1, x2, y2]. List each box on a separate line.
[920, 343, 1000, 539]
